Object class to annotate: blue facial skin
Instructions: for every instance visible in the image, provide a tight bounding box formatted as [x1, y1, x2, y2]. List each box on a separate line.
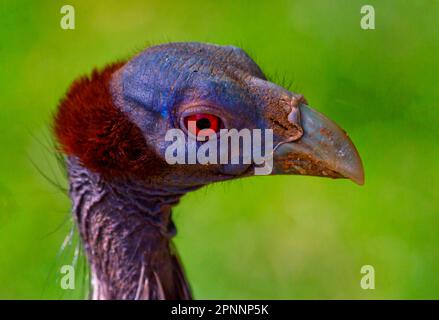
[110, 42, 297, 185]
[121, 43, 265, 126]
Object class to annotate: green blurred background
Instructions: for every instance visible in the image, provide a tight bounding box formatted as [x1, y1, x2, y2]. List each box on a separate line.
[0, 0, 438, 299]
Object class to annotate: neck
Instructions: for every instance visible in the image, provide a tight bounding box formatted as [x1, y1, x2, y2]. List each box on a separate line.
[67, 157, 193, 300]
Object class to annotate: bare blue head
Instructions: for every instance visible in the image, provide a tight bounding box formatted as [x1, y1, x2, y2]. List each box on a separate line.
[108, 42, 364, 187]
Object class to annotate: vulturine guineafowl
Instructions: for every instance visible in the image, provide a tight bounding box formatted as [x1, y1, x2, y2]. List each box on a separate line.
[54, 42, 364, 300]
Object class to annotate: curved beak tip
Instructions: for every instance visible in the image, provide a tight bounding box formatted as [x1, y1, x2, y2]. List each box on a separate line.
[343, 156, 365, 186]
[272, 104, 365, 186]
[354, 175, 365, 186]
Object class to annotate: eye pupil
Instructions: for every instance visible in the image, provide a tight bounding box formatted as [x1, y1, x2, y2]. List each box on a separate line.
[184, 113, 221, 136]
[197, 118, 211, 130]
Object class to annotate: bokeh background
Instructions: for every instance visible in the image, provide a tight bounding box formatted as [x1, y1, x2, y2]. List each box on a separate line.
[0, 0, 438, 299]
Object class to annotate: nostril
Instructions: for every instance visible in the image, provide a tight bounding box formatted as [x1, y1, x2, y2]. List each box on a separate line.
[263, 92, 306, 141]
[270, 118, 288, 131]
[286, 97, 304, 141]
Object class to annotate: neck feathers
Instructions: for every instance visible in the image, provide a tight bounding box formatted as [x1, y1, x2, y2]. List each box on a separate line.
[67, 157, 192, 300]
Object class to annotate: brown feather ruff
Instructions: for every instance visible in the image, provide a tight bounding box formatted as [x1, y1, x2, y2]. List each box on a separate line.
[53, 62, 165, 179]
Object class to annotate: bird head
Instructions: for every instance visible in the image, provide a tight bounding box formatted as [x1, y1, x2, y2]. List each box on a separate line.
[55, 42, 364, 189]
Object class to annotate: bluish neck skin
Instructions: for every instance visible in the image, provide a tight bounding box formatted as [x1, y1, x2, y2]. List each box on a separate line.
[67, 157, 194, 300]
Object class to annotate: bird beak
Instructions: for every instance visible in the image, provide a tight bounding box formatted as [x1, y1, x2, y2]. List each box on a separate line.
[271, 104, 365, 185]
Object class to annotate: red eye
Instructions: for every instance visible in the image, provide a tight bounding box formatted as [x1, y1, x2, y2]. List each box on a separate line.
[184, 113, 221, 137]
